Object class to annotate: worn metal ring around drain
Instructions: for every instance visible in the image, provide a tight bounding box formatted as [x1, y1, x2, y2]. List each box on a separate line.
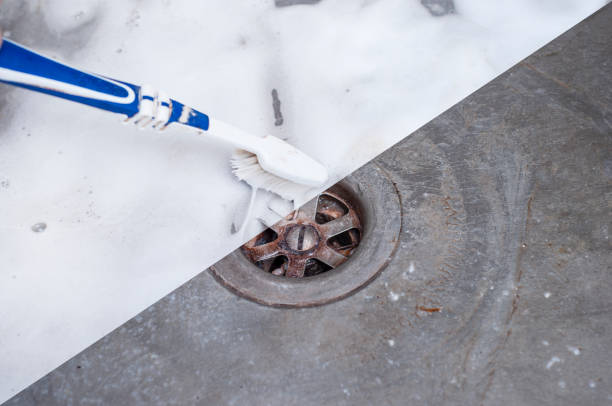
[210, 165, 402, 307]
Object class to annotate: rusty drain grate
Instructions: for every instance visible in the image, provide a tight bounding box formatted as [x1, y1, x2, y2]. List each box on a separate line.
[241, 191, 362, 278]
[210, 171, 401, 307]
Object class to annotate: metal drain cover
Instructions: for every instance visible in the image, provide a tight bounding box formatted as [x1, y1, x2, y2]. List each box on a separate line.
[241, 190, 362, 278]
[210, 166, 402, 307]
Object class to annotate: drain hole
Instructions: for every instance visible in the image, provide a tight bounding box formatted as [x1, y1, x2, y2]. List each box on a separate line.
[328, 228, 360, 252]
[254, 255, 288, 276]
[253, 228, 278, 246]
[304, 259, 333, 277]
[315, 193, 348, 224]
[241, 189, 362, 278]
[211, 171, 402, 307]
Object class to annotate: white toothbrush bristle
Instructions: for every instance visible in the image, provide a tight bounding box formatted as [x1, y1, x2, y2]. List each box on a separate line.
[231, 149, 312, 201]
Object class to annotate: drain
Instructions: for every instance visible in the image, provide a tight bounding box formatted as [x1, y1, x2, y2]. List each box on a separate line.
[241, 191, 362, 278]
[210, 165, 402, 307]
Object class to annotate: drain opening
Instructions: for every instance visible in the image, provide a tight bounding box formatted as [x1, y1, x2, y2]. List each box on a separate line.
[241, 191, 362, 278]
[210, 170, 402, 308]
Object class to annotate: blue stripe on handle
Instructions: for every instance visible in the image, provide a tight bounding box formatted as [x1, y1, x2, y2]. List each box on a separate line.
[168, 101, 210, 131]
[186, 109, 210, 131]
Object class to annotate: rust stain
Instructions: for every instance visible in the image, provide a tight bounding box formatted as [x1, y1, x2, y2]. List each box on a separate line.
[521, 61, 573, 91]
[417, 305, 442, 313]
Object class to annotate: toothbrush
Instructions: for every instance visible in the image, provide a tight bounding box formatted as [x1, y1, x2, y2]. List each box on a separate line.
[0, 36, 328, 191]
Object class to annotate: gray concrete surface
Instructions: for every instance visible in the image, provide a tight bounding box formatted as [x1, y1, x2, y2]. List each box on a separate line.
[4, 4, 612, 406]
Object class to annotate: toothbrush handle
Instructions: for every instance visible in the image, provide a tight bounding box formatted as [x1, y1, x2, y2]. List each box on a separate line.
[0, 38, 210, 131]
[0, 39, 140, 118]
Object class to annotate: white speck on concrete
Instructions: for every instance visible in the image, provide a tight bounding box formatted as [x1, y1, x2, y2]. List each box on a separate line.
[544, 292, 551, 298]
[502, 290, 509, 296]
[389, 291, 400, 301]
[546, 356, 561, 369]
[343, 388, 350, 397]
[558, 380, 566, 389]
[542, 340, 549, 346]
[387, 359, 395, 365]
[588, 380, 596, 388]
[388, 339, 395, 347]
[567, 346, 580, 356]
[409, 262, 415, 273]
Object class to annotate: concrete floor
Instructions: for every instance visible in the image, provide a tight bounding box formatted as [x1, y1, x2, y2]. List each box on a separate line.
[4, 4, 612, 406]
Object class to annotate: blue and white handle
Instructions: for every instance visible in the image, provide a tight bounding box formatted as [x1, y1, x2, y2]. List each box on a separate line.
[0, 38, 209, 131]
